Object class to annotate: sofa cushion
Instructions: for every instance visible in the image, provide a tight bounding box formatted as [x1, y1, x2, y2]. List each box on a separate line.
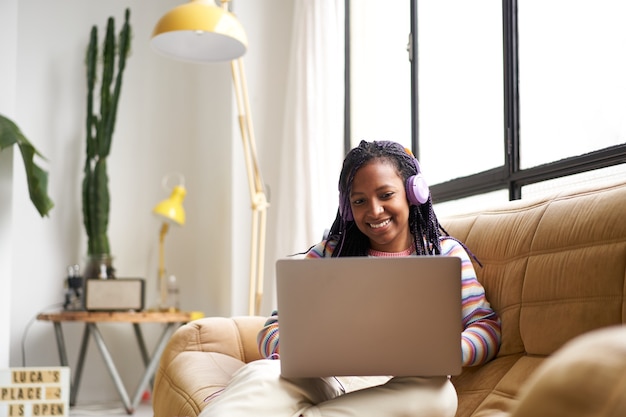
[154, 351, 245, 417]
[509, 325, 626, 417]
[520, 187, 626, 355]
[451, 353, 523, 417]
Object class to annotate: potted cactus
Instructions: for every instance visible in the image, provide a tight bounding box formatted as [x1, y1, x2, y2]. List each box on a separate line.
[82, 8, 132, 278]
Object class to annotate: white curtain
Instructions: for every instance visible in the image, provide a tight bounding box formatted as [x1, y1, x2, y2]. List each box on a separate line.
[264, 0, 345, 312]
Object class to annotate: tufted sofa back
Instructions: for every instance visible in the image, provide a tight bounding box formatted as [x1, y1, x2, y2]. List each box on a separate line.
[441, 180, 626, 359]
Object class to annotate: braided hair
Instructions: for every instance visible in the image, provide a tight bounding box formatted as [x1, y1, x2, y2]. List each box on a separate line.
[324, 140, 448, 257]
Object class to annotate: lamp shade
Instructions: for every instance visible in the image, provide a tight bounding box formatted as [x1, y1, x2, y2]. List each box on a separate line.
[151, 0, 248, 63]
[153, 185, 187, 226]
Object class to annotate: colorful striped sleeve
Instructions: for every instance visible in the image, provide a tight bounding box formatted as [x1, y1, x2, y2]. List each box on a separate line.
[441, 237, 502, 367]
[257, 309, 280, 359]
[304, 240, 336, 258]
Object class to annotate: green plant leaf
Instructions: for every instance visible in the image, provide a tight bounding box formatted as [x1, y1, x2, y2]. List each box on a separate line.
[0, 114, 54, 217]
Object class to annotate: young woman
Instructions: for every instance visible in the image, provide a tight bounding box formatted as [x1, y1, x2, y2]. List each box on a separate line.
[201, 140, 501, 417]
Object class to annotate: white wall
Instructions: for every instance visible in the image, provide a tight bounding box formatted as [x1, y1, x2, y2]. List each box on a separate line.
[0, 0, 18, 368]
[3, 0, 293, 403]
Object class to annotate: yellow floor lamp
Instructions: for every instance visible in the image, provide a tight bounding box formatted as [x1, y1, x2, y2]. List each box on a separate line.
[151, 0, 269, 315]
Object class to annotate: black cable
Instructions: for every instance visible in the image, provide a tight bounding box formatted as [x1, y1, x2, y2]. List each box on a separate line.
[21, 303, 64, 367]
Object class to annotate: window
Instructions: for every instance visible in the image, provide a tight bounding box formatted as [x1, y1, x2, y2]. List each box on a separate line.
[348, 0, 626, 214]
[348, 1, 412, 150]
[518, 0, 626, 169]
[417, 1, 503, 185]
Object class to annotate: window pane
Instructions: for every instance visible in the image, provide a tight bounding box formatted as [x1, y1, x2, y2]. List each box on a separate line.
[418, 1, 504, 185]
[350, 1, 412, 150]
[522, 163, 626, 200]
[434, 189, 509, 218]
[519, 0, 626, 169]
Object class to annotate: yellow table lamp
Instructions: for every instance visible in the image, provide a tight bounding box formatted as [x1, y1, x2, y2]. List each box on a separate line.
[153, 182, 186, 310]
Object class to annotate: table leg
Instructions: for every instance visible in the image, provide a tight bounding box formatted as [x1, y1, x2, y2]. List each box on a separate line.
[70, 324, 91, 406]
[130, 323, 180, 411]
[89, 323, 133, 414]
[133, 323, 154, 390]
[52, 323, 69, 366]
[51, 322, 76, 406]
[132, 323, 150, 367]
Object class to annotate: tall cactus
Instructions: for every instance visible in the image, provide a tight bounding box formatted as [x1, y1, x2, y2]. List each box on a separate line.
[82, 9, 131, 259]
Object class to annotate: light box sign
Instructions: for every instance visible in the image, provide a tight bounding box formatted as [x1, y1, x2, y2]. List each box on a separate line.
[0, 368, 69, 417]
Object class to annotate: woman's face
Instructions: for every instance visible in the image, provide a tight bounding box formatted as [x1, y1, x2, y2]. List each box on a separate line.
[349, 159, 412, 253]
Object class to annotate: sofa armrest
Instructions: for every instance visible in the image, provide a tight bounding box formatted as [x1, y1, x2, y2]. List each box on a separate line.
[159, 316, 267, 364]
[153, 316, 267, 417]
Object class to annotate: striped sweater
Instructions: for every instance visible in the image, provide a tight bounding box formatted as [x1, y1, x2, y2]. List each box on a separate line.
[257, 237, 502, 367]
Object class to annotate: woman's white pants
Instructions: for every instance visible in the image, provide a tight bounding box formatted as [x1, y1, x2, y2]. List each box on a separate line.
[199, 359, 457, 417]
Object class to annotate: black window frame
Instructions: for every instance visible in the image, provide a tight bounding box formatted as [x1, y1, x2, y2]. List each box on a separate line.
[346, 0, 626, 203]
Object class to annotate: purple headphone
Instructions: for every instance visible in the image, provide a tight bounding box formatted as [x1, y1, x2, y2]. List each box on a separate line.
[339, 150, 430, 221]
[406, 157, 430, 206]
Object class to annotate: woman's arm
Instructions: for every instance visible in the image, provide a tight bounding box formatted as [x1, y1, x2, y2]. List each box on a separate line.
[257, 310, 280, 359]
[441, 238, 502, 367]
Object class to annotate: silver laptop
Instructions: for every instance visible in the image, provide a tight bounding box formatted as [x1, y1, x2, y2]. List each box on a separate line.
[275, 256, 462, 378]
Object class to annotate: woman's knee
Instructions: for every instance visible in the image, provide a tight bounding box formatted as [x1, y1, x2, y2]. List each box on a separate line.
[386, 377, 458, 417]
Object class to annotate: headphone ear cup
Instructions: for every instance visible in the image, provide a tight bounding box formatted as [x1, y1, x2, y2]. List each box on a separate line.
[406, 174, 430, 205]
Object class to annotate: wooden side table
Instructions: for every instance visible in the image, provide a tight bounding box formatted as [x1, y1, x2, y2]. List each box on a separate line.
[37, 310, 203, 414]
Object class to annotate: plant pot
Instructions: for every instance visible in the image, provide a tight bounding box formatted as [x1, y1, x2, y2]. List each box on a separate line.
[83, 254, 115, 279]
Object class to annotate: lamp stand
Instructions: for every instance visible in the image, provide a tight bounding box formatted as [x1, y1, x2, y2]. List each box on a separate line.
[230, 56, 269, 316]
[158, 222, 170, 310]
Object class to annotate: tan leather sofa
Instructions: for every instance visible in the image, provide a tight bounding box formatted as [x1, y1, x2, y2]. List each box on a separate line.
[153, 180, 626, 417]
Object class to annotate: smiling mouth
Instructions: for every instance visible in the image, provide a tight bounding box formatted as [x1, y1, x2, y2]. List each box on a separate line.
[369, 218, 391, 229]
